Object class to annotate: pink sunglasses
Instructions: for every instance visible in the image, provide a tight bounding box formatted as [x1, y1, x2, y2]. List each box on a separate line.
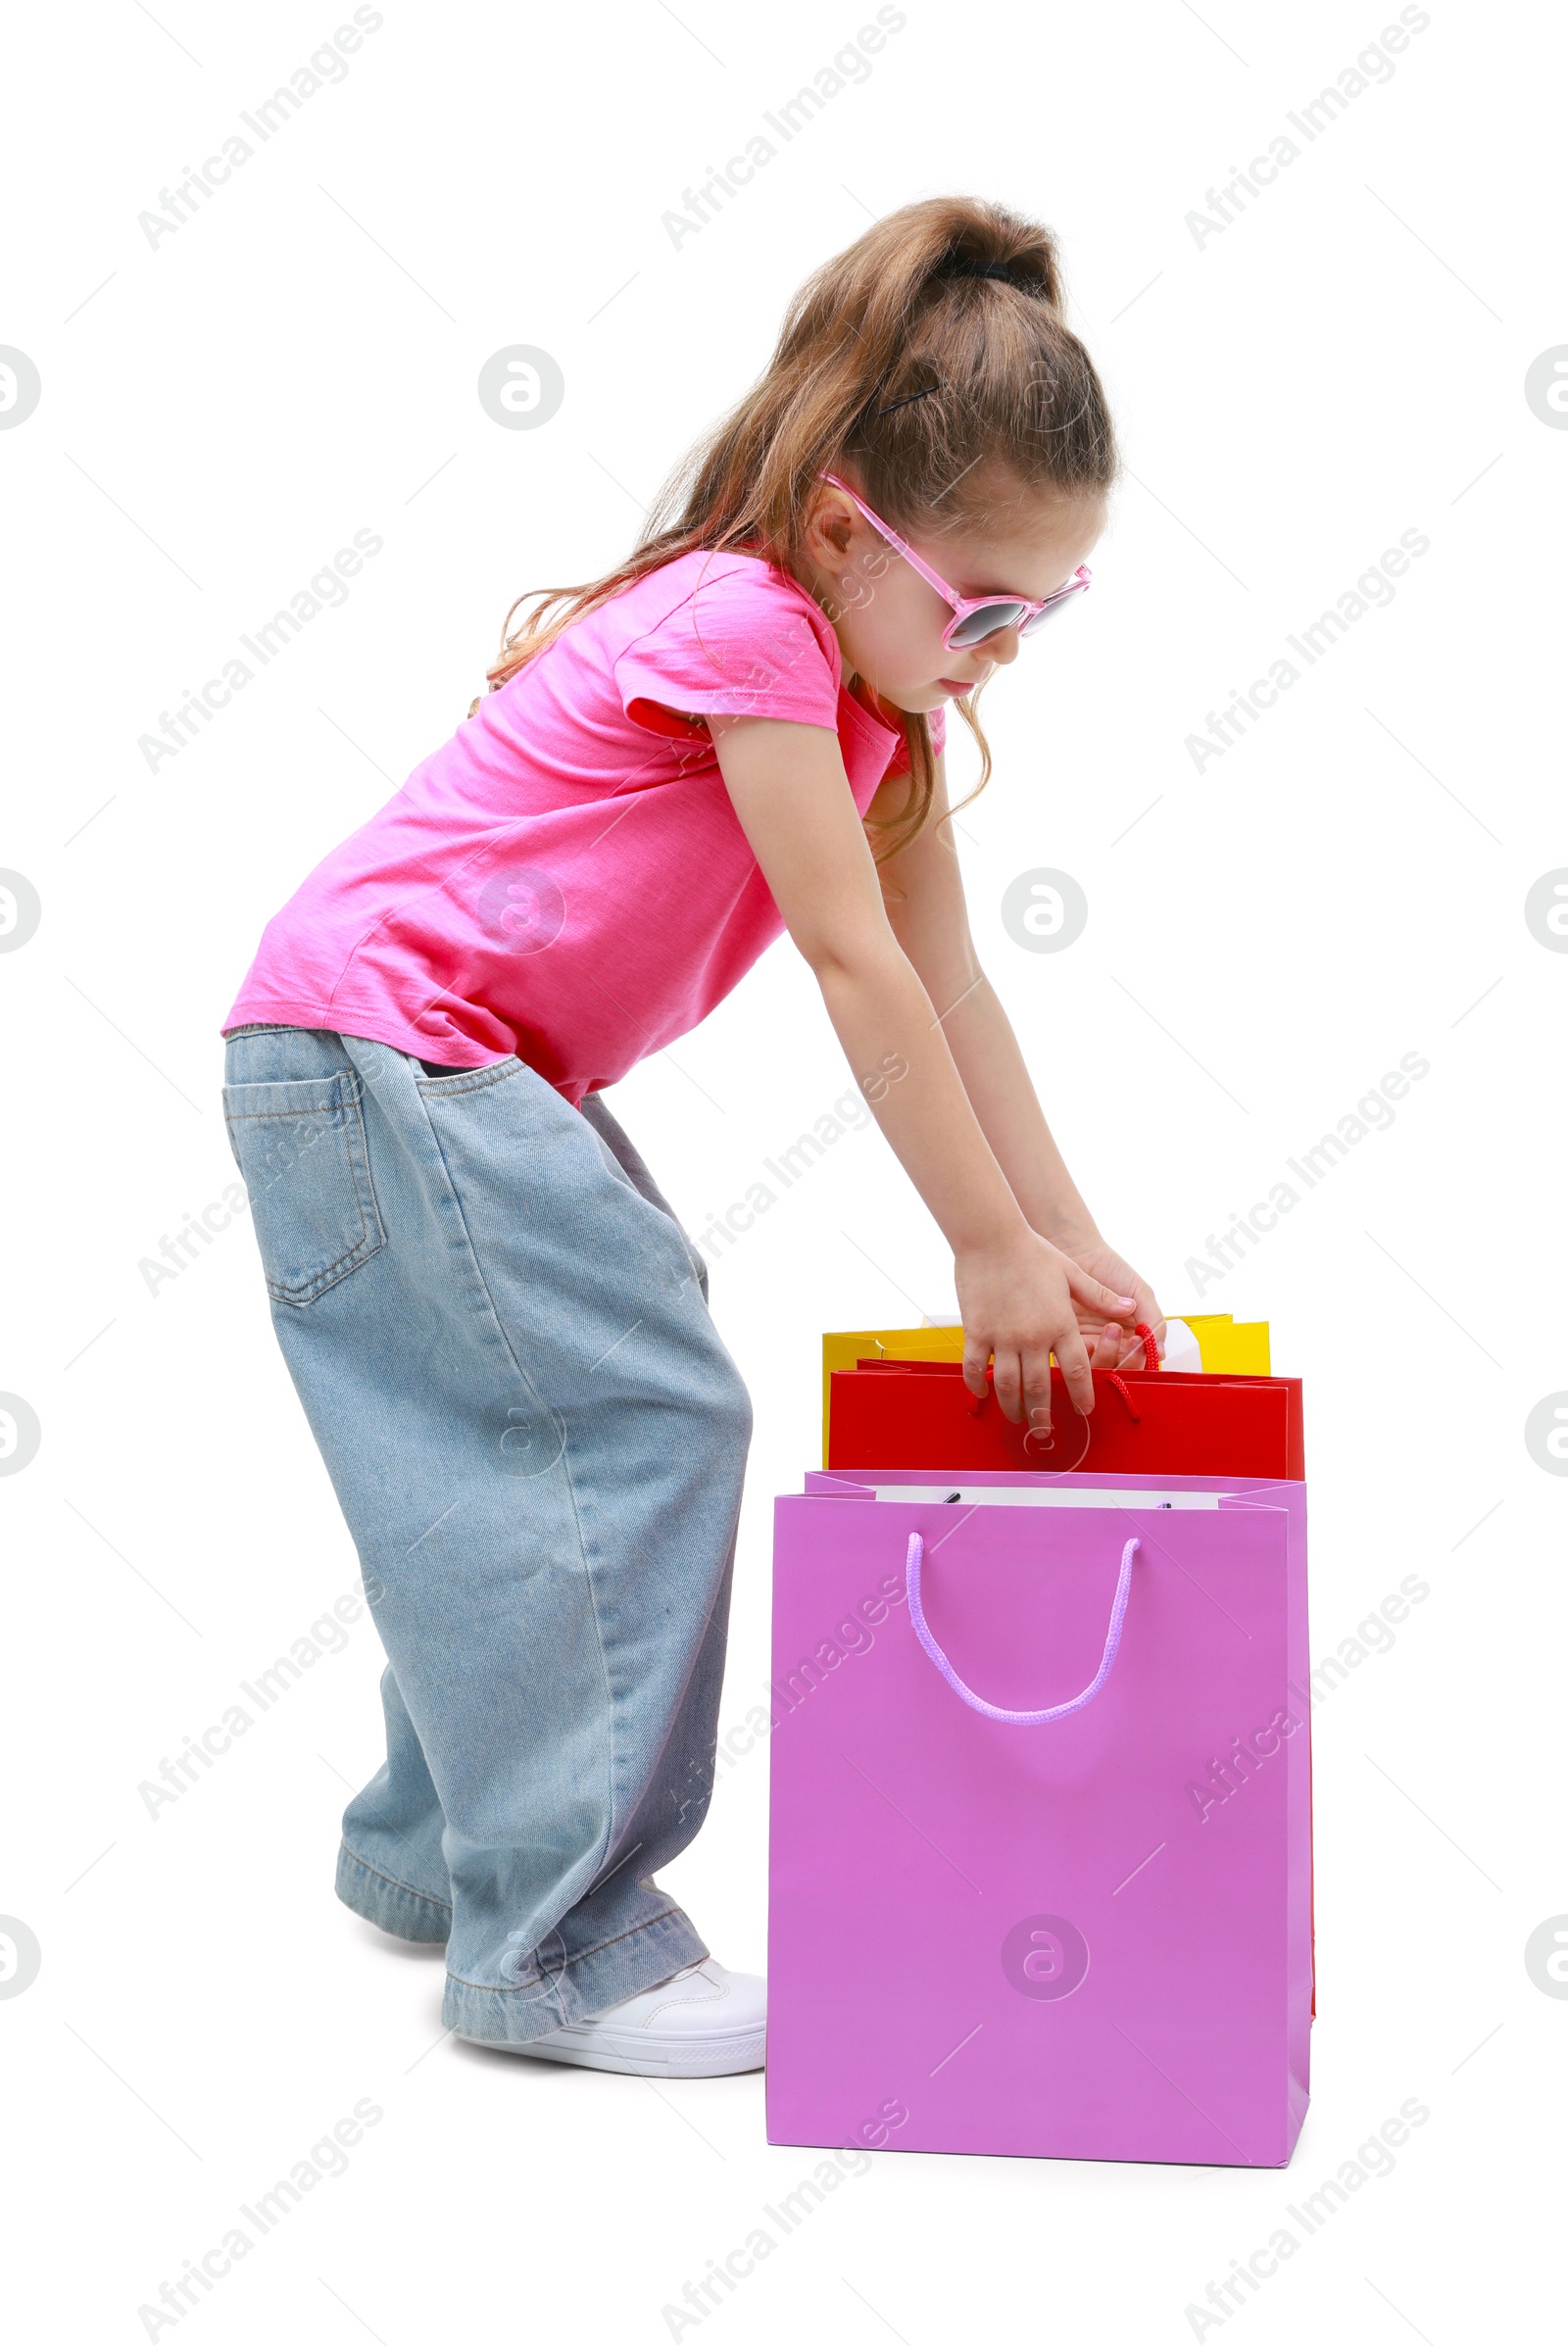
[817, 470, 1092, 652]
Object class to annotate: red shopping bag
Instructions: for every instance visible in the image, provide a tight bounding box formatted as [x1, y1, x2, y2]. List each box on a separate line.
[827, 1361, 1304, 1481]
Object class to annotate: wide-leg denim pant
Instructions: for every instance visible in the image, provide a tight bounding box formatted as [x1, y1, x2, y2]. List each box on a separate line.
[221, 1026, 752, 2044]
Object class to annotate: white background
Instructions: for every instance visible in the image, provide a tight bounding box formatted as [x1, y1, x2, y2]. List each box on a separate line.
[2, 0, 1564, 2338]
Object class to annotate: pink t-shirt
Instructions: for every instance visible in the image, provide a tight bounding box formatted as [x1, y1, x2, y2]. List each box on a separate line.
[223, 550, 946, 1104]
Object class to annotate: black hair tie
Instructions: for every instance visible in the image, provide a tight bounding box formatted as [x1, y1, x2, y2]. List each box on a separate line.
[942, 256, 1032, 287]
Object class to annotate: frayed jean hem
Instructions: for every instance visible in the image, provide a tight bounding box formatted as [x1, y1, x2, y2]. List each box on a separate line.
[442, 1906, 709, 2046]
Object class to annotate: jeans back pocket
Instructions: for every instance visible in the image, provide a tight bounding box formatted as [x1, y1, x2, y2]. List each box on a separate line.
[222, 1070, 385, 1305]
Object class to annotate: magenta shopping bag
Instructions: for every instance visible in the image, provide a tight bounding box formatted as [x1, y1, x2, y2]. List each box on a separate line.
[766, 1470, 1311, 2167]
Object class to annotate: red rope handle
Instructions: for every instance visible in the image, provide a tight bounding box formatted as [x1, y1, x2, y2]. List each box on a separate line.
[965, 1321, 1160, 1420]
[1101, 1323, 1160, 1416]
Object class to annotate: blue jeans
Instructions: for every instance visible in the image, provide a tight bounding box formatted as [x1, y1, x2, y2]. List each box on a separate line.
[221, 1026, 752, 2044]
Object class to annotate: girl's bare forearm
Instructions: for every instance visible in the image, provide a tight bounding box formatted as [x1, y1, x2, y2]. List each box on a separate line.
[934, 975, 1102, 1246]
[810, 944, 1031, 1260]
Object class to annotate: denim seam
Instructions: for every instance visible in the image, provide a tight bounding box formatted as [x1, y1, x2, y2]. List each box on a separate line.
[223, 1100, 362, 1121]
[224, 1078, 385, 1302]
[222, 1064, 368, 1115]
[340, 1840, 453, 1915]
[268, 1251, 379, 1307]
[407, 1080, 623, 1907]
[444, 1903, 686, 1995]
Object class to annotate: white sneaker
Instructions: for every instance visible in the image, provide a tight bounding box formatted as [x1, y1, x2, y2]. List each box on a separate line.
[500, 1959, 765, 2077]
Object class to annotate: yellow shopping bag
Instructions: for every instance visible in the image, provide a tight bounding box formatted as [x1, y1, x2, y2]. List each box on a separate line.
[820, 1327, 965, 1452]
[1180, 1314, 1272, 1375]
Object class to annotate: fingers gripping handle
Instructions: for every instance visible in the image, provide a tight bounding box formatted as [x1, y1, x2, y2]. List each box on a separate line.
[905, 1531, 1140, 1726]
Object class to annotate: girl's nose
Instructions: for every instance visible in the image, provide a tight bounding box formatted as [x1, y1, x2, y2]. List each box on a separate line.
[986, 625, 1021, 667]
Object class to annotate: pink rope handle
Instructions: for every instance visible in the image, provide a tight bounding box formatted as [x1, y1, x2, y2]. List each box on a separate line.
[905, 1531, 1140, 1725]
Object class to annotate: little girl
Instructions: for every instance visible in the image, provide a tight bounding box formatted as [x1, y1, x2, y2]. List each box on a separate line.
[221, 194, 1164, 2077]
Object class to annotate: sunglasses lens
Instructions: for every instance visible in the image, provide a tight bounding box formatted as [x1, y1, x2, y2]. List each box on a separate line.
[949, 601, 1029, 648]
[1019, 584, 1086, 636]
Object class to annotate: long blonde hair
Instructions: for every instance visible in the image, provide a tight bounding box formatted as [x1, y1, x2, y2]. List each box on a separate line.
[476, 194, 1118, 855]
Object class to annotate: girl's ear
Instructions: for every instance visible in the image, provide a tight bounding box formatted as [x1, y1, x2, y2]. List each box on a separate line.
[808, 483, 858, 562]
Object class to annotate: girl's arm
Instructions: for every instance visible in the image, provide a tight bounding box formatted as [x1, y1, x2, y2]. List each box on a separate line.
[709, 713, 1142, 1432]
[869, 749, 1165, 1370]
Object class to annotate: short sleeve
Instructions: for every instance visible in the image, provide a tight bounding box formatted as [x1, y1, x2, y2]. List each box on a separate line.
[614, 559, 843, 736]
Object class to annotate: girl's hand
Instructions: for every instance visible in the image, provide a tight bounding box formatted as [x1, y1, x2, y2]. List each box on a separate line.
[956, 1234, 1140, 1433]
[1058, 1239, 1166, 1372]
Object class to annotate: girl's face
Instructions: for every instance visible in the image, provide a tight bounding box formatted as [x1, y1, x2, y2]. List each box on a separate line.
[803, 473, 1104, 717]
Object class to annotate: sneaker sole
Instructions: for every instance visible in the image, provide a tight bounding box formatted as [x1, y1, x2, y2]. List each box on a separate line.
[501, 2023, 765, 2077]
